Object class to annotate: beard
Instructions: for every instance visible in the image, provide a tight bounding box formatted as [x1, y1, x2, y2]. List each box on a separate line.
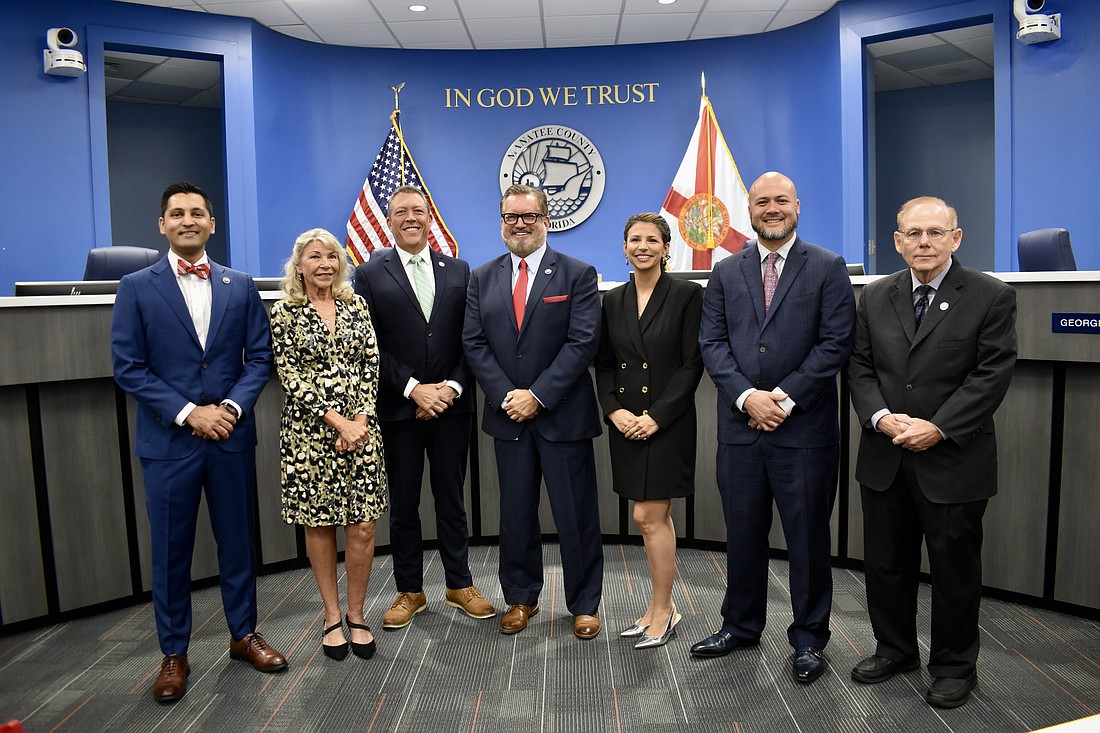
[754, 214, 798, 242]
[503, 228, 547, 258]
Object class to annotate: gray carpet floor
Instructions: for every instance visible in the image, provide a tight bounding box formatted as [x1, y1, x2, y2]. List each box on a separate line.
[1, 545, 1098, 732]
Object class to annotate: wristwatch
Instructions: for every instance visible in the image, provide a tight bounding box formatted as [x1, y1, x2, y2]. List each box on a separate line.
[221, 402, 241, 419]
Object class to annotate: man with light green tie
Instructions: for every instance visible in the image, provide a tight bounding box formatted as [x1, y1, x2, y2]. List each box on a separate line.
[352, 186, 495, 630]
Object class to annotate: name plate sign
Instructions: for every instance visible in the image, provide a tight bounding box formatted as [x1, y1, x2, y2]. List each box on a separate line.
[1052, 313, 1100, 334]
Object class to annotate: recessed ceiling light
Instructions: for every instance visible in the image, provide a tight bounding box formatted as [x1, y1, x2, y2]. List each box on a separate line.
[658, 0, 676, 5]
[409, 4, 427, 11]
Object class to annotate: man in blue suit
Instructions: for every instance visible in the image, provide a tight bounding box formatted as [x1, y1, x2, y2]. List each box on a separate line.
[353, 186, 495, 629]
[112, 182, 287, 704]
[462, 184, 604, 639]
[694, 172, 855, 683]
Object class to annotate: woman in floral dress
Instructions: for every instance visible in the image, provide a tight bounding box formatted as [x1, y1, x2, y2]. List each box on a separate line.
[271, 228, 387, 661]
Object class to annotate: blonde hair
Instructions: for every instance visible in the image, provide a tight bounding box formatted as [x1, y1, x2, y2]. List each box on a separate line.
[280, 228, 355, 305]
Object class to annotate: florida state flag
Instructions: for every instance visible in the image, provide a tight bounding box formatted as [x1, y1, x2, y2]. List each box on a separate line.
[660, 80, 753, 271]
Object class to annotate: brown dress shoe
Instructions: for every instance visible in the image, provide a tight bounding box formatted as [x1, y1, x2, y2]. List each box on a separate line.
[152, 654, 189, 703]
[574, 614, 601, 639]
[500, 604, 539, 634]
[445, 585, 497, 619]
[382, 591, 427, 629]
[229, 632, 288, 672]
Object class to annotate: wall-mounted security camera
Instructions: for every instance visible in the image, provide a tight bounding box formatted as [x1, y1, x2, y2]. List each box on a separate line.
[1013, 0, 1062, 45]
[44, 27, 86, 76]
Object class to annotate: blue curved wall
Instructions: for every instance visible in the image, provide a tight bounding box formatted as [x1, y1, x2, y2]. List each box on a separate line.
[0, 0, 1095, 295]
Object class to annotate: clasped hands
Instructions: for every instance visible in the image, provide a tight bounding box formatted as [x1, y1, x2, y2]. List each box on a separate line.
[745, 390, 789, 432]
[609, 409, 658, 440]
[502, 389, 540, 422]
[334, 414, 370, 453]
[187, 403, 237, 441]
[412, 381, 458, 420]
[877, 412, 943, 452]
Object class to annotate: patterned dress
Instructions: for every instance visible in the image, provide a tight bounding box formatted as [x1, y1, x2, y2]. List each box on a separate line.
[271, 295, 388, 526]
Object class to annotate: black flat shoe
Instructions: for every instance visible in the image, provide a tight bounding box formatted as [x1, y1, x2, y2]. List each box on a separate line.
[346, 614, 377, 660]
[322, 621, 348, 661]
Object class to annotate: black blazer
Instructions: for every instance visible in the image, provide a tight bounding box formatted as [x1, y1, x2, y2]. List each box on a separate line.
[353, 247, 473, 422]
[847, 258, 1017, 502]
[595, 272, 704, 499]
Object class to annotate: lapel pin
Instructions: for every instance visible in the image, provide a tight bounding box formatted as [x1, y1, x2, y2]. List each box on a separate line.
[222, 276, 230, 284]
[437, 261, 445, 267]
[544, 268, 552, 275]
[939, 301, 949, 310]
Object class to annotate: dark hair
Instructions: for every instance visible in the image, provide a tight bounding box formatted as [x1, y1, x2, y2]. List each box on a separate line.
[500, 184, 548, 217]
[161, 181, 213, 217]
[623, 212, 671, 244]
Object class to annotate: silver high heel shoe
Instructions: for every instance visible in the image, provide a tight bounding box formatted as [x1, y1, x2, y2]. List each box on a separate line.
[619, 621, 649, 638]
[634, 608, 681, 649]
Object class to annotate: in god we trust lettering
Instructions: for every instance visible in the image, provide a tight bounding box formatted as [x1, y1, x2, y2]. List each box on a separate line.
[445, 83, 659, 108]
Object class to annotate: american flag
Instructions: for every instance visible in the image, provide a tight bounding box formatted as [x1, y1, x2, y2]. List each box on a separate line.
[345, 110, 458, 263]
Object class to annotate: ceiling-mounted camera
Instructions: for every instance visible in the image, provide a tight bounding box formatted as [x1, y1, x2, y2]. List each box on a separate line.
[44, 27, 86, 76]
[1013, 0, 1062, 45]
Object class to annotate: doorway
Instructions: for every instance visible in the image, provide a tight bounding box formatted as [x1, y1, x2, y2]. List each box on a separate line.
[864, 24, 995, 275]
[103, 50, 227, 263]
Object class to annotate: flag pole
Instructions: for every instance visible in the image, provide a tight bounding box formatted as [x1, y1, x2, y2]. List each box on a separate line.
[390, 82, 404, 113]
[700, 71, 706, 98]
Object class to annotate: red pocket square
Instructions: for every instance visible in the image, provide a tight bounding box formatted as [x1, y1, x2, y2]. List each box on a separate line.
[543, 294, 569, 303]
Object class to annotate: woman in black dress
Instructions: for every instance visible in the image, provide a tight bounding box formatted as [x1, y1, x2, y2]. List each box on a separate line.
[595, 213, 704, 649]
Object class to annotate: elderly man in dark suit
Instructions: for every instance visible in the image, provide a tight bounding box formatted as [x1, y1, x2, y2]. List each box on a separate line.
[847, 196, 1016, 709]
[353, 186, 495, 630]
[462, 184, 604, 639]
[694, 172, 855, 684]
[111, 181, 287, 704]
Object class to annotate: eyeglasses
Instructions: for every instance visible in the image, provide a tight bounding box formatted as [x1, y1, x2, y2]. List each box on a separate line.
[899, 227, 957, 242]
[501, 212, 543, 225]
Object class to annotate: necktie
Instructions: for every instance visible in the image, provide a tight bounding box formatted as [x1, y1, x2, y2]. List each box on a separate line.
[763, 252, 779, 312]
[513, 259, 528, 329]
[177, 261, 210, 280]
[409, 255, 433, 321]
[913, 284, 934, 328]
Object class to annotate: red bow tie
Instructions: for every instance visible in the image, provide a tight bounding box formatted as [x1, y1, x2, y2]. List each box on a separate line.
[177, 261, 210, 280]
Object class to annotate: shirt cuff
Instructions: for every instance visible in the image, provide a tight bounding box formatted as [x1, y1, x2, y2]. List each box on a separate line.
[870, 408, 890, 431]
[445, 380, 463, 397]
[175, 402, 197, 426]
[735, 388, 755, 412]
[772, 386, 795, 415]
[403, 377, 420, 399]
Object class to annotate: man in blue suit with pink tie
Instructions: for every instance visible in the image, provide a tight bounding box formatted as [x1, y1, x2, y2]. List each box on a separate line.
[694, 172, 855, 684]
[462, 184, 604, 639]
[112, 182, 287, 704]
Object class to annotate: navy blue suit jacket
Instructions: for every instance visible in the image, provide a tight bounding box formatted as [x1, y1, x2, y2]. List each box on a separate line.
[111, 257, 273, 459]
[353, 247, 474, 422]
[463, 246, 602, 442]
[699, 237, 855, 448]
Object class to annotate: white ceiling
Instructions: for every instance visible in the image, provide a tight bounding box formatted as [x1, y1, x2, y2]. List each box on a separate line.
[111, 0, 839, 49]
[102, 2, 993, 108]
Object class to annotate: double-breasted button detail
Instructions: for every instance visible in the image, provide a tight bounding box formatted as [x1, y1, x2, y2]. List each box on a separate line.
[641, 386, 649, 394]
[642, 362, 648, 369]
[621, 362, 627, 369]
[618, 387, 625, 393]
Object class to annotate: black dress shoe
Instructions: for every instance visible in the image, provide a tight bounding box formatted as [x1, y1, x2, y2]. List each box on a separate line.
[850, 654, 920, 684]
[689, 630, 760, 658]
[792, 647, 828, 684]
[926, 670, 977, 709]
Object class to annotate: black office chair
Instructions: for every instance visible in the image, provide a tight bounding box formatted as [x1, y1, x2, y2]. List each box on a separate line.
[1017, 228, 1076, 272]
[83, 246, 161, 280]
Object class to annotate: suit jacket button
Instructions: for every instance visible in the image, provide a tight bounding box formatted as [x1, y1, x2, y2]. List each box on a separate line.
[618, 387, 625, 393]
[621, 363, 627, 369]
[427, 330, 432, 337]
[642, 409, 648, 415]
[641, 386, 649, 393]
[759, 346, 767, 353]
[906, 384, 914, 391]
[202, 362, 209, 368]
[642, 362, 648, 369]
